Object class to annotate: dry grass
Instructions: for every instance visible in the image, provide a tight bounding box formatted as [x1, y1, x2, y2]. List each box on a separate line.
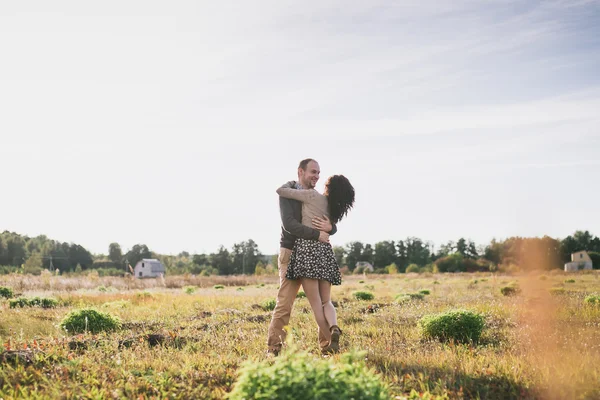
[1, 271, 599, 399]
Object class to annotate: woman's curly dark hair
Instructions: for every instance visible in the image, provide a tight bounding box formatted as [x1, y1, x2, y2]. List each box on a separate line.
[325, 175, 355, 224]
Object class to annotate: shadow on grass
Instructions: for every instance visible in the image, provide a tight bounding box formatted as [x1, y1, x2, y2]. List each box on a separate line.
[369, 355, 534, 399]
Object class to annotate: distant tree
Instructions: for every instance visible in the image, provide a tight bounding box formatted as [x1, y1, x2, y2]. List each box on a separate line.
[588, 252, 600, 269]
[333, 246, 346, 267]
[25, 235, 46, 254]
[124, 244, 151, 268]
[467, 240, 479, 259]
[109, 243, 122, 264]
[405, 237, 430, 267]
[574, 230, 594, 248]
[231, 239, 262, 275]
[211, 246, 233, 275]
[484, 239, 503, 265]
[485, 236, 562, 270]
[2, 232, 27, 266]
[395, 240, 408, 271]
[362, 244, 374, 265]
[374, 241, 396, 268]
[231, 242, 245, 274]
[456, 238, 467, 257]
[23, 251, 43, 274]
[437, 241, 455, 258]
[193, 253, 208, 266]
[455, 238, 479, 259]
[539, 235, 562, 270]
[68, 244, 94, 270]
[345, 242, 364, 272]
[48, 243, 70, 272]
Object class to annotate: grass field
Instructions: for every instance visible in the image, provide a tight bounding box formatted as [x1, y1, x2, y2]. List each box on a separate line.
[1, 271, 599, 399]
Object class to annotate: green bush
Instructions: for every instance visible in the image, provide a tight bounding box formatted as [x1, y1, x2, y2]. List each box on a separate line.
[296, 291, 306, 299]
[420, 264, 434, 273]
[419, 289, 431, 295]
[213, 285, 225, 289]
[395, 293, 425, 302]
[0, 266, 20, 275]
[405, 264, 420, 273]
[584, 294, 600, 305]
[184, 286, 197, 294]
[564, 279, 575, 283]
[500, 286, 520, 296]
[97, 285, 108, 292]
[261, 299, 277, 311]
[434, 253, 466, 273]
[353, 291, 374, 301]
[0, 286, 14, 299]
[395, 292, 425, 304]
[60, 308, 121, 334]
[228, 349, 389, 400]
[419, 309, 485, 343]
[9, 297, 58, 308]
[39, 297, 59, 308]
[385, 263, 398, 274]
[9, 298, 30, 308]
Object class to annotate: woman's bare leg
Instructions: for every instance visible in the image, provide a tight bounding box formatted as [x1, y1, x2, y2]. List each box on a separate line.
[319, 279, 341, 353]
[318, 280, 338, 327]
[301, 278, 331, 349]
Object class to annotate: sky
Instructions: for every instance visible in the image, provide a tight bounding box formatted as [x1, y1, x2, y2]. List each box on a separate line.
[1, 0, 599, 256]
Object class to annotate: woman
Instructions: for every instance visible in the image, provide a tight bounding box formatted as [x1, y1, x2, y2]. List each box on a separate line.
[276, 174, 355, 354]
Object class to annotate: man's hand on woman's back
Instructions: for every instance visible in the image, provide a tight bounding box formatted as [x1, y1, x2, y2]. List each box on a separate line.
[318, 231, 330, 243]
[312, 216, 332, 232]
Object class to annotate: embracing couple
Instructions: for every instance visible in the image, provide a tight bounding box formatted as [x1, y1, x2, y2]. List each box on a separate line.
[267, 158, 355, 356]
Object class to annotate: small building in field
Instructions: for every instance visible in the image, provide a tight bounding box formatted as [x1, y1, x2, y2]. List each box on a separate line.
[355, 261, 374, 272]
[564, 251, 593, 272]
[134, 259, 166, 278]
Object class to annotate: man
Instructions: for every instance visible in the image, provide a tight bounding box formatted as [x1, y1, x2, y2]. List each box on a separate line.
[267, 158, 336, 355]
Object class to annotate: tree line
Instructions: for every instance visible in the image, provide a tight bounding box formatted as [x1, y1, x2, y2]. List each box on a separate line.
[1, 229, 599, 276]
[339, 232, 600, 273]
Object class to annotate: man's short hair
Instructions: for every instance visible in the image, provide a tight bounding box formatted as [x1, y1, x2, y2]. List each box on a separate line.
[298, 158, 316, 171]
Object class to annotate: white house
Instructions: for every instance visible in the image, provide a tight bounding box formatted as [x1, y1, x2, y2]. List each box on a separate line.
[564, 251, 593, 272]
[134, 259, 166, 278]
[355, 261, 374, 272]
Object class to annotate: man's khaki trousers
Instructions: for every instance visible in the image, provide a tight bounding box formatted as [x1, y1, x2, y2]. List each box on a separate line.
[267, 247, 329, 351]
